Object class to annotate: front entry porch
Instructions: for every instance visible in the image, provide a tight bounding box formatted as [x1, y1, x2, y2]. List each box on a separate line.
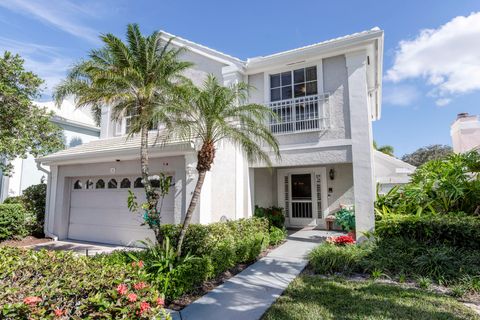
[251, 163, 355, 229]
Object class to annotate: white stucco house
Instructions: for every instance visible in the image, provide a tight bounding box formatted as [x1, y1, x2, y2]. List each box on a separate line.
[37, 27, 411, 245]
[0, 100, 100, 202]
[451, 113, 480, 153]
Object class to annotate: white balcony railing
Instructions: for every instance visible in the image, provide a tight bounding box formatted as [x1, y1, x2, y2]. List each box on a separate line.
[267, 93, 329, 134]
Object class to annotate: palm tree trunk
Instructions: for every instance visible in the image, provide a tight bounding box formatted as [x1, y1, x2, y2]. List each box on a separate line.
[176, 169, 207, 256]
[140, 126, 161, 242]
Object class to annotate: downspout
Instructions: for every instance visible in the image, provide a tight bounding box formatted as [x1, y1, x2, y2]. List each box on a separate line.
[36, 161, 58, 241]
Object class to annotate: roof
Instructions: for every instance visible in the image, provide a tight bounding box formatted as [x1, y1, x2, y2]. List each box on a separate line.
[374, 150, 416, 184]
[247, 27, 383, 65]
[159, 30, 245, 69]
[35, 99, 98, 129]
[37, 132, 194, 165]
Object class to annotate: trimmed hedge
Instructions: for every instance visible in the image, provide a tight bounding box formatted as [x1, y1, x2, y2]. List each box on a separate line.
[160, 218, 270, 276]
[0, 204, 31, 241]
[376, 214, 480, 249]
[112, 217, 272, 300]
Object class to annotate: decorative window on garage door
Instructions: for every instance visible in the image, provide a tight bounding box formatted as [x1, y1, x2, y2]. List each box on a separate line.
[72, 175, 174, 192]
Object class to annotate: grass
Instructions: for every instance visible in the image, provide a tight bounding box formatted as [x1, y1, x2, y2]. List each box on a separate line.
[262, 275, 479, 320]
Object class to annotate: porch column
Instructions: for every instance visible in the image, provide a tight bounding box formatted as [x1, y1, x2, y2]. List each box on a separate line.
[221, 65, 251, 219]
[100, 105, 113, 138]
[346, 50, 376, 241]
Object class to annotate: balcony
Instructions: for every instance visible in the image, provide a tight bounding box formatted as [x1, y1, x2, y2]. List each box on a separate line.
[267, 93, 329, 134]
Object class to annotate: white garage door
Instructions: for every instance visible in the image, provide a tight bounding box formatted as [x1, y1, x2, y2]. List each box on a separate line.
[68, 175, 174, 246]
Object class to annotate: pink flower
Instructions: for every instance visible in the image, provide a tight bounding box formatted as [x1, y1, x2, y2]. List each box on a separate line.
[116, 283, 128, 295]
[133, 282, 147, 290]
[156, 297, 165, 306]
[127, 293, 138, 302]
[131, 260, 144, 268]
[54, 308, 64, 317]
[23, 296, 42, 306]
[139, 301, 150, 314]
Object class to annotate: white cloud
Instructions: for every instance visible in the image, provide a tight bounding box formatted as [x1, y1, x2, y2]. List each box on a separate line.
[386, 12, 480, 100]
[0, 0, 100, 43]
[0, 37, 73, 96]
[382, 84, 420, 106]
[435, 98, 451, 107]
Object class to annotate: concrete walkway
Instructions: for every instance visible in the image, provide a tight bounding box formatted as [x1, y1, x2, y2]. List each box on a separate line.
[179, 228, 343, 320]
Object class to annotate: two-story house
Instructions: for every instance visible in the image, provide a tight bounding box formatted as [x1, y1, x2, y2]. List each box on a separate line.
[37, 28, 404, 246]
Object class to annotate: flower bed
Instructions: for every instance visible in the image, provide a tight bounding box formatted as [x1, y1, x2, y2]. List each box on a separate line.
[0, 217, 280, 318]
[0, 247, 169, 319]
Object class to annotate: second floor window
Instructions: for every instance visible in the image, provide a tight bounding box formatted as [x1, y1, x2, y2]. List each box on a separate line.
[270, 66, 318, 102]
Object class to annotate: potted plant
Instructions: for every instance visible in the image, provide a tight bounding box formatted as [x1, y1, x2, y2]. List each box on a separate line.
[334, 206, 356, 239]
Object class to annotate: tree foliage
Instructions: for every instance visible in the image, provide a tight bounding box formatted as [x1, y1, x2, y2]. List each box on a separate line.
[54, 24, 191, 243]
[373, 140, 394, 157]
[376, 151, 480, 215]
[161, 75, 280, 255]
[0, 51, 64, 175]
[401, 144, 453, 167]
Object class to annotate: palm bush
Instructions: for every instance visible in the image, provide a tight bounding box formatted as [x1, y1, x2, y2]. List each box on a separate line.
[376, 151, 480, 215]
[54, 24, 192, 242]
[160, 75, 280, 255]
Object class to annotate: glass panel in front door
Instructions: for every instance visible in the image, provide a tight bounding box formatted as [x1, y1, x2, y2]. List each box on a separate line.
[291, 174, 313, 218]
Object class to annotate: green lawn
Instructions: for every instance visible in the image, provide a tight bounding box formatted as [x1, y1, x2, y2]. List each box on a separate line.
[263, 275, 479, 320]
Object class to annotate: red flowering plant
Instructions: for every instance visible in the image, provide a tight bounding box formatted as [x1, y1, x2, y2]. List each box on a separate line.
[326, 235, 356, 245]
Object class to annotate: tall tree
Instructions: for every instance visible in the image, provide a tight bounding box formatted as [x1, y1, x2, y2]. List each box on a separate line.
[0, 51, 64, 175]
[54, 24, 192, 242]
[402, 144, 453, 167]
[373, 140, 395, 157]
[162, 75, 280, 255]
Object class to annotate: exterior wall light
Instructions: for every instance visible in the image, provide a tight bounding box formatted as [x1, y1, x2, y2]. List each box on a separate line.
[329, 168, 335, 180]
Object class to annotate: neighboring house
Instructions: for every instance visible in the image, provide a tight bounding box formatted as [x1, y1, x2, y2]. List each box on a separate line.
[38, 28, 386, 245]
[451, 113, 480, 153]
[374, 150, 415, 194]
[0, 100, 100, 202]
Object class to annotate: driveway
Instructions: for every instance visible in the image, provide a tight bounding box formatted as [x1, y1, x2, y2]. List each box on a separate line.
[31, 240, 140, 256]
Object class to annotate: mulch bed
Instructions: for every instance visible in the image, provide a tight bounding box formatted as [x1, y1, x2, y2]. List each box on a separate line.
[168, 240, 286, 311]
[0, 236, 52, 248]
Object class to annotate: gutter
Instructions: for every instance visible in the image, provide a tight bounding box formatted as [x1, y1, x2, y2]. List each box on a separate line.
[36, 161, 58, 241]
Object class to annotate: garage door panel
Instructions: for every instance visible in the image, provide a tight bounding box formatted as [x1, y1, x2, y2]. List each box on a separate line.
[68, 175, 175, 246]
[68, 223, 155, 246]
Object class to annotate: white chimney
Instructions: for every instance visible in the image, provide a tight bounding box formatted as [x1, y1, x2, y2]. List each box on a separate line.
[450, 113, 480, 153]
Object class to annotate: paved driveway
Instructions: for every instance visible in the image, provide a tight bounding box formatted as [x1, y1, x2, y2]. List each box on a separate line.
[31, 240, 140, 256]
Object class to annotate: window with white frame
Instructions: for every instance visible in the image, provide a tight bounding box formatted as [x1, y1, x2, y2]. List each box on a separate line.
[270, 66, 318, 102]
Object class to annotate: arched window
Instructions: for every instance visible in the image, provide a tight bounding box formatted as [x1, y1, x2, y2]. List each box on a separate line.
[86, 179, 94, 189]
[120, 178, 131, 188]
[108, 179, 117, 189]
[134, 177, 144, 188]
[73, 180, 82, 190]
[96, 179, 105, 189]
[150, 178, 160, 188]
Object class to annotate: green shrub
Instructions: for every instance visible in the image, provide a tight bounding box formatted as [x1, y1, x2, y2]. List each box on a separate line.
[308, 242, 368, 275]
[309, 236, 480, 287]
[21, 183, 47, 236]
[269, 226, 287, 246]
[0, 247, 169, 319]
[375, 214, 480, 249]
[376, 151, 480, 215]
[0, 204, 31, 241]
[254, 205, 285, 228]
[335, 208, 355, 232]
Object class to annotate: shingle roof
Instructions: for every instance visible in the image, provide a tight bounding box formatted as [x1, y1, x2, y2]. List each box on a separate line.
[38, 132, 193, 164]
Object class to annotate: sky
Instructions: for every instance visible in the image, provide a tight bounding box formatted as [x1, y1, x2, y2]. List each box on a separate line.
[0, 0, 479, 157]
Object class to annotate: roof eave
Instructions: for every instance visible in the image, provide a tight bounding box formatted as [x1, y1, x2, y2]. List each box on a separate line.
[37, 141, 195, 166]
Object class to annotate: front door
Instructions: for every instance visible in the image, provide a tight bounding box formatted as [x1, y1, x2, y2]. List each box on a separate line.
[277, 167, 328, 228]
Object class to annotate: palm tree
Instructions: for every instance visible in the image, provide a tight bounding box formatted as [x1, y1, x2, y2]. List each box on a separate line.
[54, 24, 192, 242]
[373, 140, 395, 157]
[162, 75, 280, 255]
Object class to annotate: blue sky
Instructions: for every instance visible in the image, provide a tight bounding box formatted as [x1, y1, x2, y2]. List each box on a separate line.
[1, 0, 479, 157]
